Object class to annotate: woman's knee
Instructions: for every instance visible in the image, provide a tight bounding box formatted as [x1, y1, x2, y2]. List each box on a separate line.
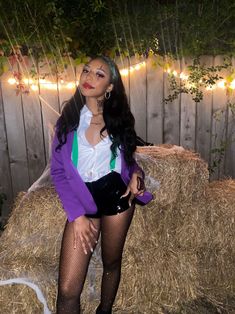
[58, 282, 81, 302]
[102, 257, 122, 272]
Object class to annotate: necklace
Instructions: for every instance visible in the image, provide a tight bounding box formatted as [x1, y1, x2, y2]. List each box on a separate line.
[92, 111, 103, 117]
[90, 122, 102, 125]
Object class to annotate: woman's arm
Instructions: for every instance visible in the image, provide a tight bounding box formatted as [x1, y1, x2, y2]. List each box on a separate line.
[50, 132, 86, 222]
[51, 132, 98, 254]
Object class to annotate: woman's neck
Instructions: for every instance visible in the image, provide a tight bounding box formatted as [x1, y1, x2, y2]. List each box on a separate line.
[86, 96, 103, 114]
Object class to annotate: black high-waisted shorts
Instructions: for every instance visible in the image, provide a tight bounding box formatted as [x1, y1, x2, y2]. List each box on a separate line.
[85, 171, 133, 218]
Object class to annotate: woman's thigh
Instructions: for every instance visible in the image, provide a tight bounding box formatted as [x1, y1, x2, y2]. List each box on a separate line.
[100, 205, 135, 266]
[58, 218, 101, 294]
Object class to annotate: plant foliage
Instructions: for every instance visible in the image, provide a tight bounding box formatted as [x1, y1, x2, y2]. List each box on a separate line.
[0, 1, 235, 59]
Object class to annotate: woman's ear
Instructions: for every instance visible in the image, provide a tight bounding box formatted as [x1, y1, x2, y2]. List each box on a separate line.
[107, 83, 114, 93]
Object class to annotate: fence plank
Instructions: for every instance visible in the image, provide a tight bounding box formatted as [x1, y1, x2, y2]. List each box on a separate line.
[210, 55, 228, 180]
[225, 57, 235, 178]
[163, 58, 181, 144]
[38, 59, 60, 162]
[75, 63, 84, 88]
[0, 80, 13, 223]
[180, 57, 196, 150]
[1, 69, 29, 197]
[20, 56, 46, 185]
[116, 57, 130, 103]
[146, 56, 163, 144]
[196, 56, 213, 164]
[58, 58, 76, 112]
[22, 90, 46, 185]
[129, 56, 147, 140]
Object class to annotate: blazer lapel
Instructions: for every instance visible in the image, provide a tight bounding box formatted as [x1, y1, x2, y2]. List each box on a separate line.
[66, 130, 74, 158]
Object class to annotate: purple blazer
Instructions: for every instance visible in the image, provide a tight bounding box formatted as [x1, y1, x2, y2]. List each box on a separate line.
[50, 130, 153, 222]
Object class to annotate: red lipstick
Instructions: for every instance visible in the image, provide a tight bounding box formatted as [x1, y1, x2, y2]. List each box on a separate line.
[83, 82, 94, 89]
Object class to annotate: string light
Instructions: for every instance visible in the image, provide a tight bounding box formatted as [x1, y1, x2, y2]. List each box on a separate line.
[66, 82, 76, 89]
[39, 78, 46, 84]
[120, 61, 146, 76]
[229, 79, 235, 89]
[31, 84, 38, 91]
[179, 73, 188, 80]
[7, 61, 146, 90]
[120, 69, 129, 76]
[6, 61, 235, 91]
[23, 78, 34, 84]
[165, 68, 235, 90]
[186, 82, 197, 89]
[46, 83, 57, 90]
[8, 78, 16, 85]
[217, 80, 226, 89]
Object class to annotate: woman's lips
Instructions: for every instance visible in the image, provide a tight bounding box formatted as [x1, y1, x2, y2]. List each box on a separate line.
[83, 82, 94, 89]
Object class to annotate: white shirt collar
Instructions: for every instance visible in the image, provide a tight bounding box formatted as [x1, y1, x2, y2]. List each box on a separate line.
[81, 104, 93, 117]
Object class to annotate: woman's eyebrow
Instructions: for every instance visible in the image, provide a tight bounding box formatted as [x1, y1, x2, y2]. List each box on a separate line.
[84, 64, 107, 73]
[97, 66, 107, 73]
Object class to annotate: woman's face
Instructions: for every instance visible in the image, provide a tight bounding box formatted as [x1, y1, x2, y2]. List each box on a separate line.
[79, 58, 113, 99]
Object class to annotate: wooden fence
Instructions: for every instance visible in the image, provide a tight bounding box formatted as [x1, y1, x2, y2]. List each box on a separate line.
[0, 55, 235, 224]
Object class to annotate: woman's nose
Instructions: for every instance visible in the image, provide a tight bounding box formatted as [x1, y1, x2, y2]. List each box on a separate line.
[86, 71, 94, 81]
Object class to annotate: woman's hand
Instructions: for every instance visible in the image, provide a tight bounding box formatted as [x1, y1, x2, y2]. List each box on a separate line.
[121, 171, 145, 206]
[73, 215, 98, 255]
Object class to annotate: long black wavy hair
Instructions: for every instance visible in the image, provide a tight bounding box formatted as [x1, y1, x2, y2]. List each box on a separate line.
[55, 56, 137, 166]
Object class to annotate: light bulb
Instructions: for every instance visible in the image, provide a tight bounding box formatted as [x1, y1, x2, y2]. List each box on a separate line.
[8, 78, 16, 85]
[120, 69, 129, 76]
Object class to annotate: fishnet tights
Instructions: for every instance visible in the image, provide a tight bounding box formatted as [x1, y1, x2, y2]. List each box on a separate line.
[56, 206, 135, 314]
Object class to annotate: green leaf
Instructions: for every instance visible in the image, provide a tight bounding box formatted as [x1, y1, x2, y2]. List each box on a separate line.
[74, 57, 82, 65]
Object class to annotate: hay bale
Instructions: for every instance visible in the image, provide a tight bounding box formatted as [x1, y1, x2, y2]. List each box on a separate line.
[117, 179, 235, 313]
[136, 145, 209, 209]
[117, 207, 201, 313]
[193, 179, 235, 310]
[0, 146, 234, 313]
[2, 184, 200, 313]
[0, 188, 63, 313]
[0, 283, 44, 313]
[0, 188, 105, 313]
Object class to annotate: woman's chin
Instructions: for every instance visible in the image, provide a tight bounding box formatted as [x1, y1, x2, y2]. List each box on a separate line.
[80, 88, 95, 97]
[80, 89, 104, 100]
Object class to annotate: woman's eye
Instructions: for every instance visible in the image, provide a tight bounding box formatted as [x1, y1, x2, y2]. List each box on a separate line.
[82, 68, 89, 73]
[96, 72, 105, 78]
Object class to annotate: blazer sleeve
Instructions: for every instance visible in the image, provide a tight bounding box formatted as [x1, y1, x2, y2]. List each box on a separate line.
[50, 132, 86, 222]
[129, 153, 145, 179]
[127, 153, 153, 204]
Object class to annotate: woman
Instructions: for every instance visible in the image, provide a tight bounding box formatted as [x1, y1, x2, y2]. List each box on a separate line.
[50, 56, 153, 314]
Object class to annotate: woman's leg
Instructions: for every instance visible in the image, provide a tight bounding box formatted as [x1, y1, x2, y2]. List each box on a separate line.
[98, 205, 135, 312]
[56, 218, 100, 314]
